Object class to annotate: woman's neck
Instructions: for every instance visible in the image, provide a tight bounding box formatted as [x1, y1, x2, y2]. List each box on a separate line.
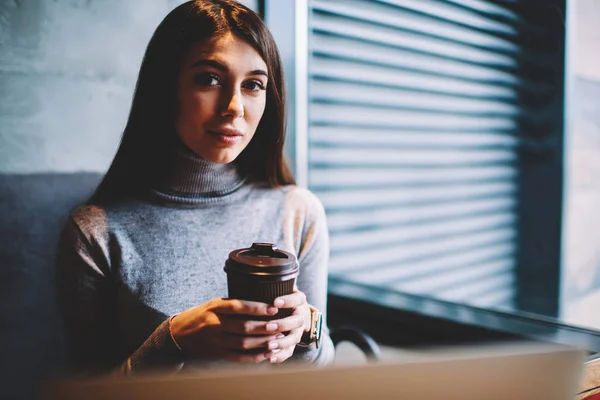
[152, 138, 246, 199]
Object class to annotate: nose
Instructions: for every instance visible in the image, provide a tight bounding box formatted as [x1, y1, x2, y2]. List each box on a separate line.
[220, 88, 244, 119]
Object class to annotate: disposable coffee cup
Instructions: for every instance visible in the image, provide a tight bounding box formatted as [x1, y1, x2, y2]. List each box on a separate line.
[224, 242, 299, 321]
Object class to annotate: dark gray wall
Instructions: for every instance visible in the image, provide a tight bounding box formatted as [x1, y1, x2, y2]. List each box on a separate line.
[0, 0, 193, 174]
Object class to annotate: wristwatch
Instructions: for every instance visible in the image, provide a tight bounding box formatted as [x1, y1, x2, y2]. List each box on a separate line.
[298, 306, 323, 348]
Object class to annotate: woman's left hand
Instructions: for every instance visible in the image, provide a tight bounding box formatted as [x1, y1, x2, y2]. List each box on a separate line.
[264, 289, 311, 363]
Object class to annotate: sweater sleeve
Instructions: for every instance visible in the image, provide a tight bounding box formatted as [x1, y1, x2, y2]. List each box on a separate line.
[55, 207, 184, 376]
[286, 189, 335, 366]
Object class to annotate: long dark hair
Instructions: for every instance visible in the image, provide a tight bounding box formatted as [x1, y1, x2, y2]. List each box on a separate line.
[89, 0, 294, 205]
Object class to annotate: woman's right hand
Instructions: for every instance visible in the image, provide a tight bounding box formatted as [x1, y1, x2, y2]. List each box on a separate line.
[169, 298, 298, 363]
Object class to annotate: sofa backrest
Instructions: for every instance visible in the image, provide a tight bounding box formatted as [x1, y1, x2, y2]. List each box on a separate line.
[0, 172, 102, 398]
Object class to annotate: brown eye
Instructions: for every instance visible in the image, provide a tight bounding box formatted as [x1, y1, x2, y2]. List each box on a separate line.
[193, 72, 221, 86]
[243, 80, 266, 92]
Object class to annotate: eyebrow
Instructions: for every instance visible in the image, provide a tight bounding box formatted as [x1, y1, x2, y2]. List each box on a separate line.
[190, 59, 268, 78]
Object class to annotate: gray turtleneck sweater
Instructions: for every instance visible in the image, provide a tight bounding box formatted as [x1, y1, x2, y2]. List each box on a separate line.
[55, 142, 335, 374]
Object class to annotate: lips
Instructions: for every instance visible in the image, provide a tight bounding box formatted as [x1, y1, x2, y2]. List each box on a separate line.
[209, 127, 243, 137]
[208, 127, 243, 146]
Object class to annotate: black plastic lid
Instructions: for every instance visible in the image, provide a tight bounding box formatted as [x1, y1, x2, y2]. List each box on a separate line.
[224, 243, 299, 279]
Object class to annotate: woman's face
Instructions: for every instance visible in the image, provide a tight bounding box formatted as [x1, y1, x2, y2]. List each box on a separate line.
[176, 33, 268, 163]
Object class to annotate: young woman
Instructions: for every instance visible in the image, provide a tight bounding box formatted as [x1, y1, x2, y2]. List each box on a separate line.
[55, 0, 334, 375]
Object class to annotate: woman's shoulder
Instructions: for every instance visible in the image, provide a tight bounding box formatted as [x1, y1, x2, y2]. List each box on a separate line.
[282, 185, 323, 208]
[68, 196, 148, 225]
[277, 185, 326, 222]
[66, 204, 111, 244]
[67, 199, 144, 232]
[70, 204, 107, 224]
[249, 183, 324, 214]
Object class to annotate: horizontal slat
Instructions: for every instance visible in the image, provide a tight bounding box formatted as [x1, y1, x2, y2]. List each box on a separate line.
[309, 127, 519, 148]
[319, 182, 516, 210]
[311, 57, 517, 100]
[311, 166, 517, 188]
[311, 18, 518, 74]
[312, 169, 516, 192]
[310, 104, 517, 131]
[311, 0, 519, 51]
[390, 258, 514, 293]
[432, 272, 515, 301]
[330, 212, 515, 251]
[310, 147, 516, 167]
[329, 226, 515, 272]
[326, 196, 516, 232]
[309, 80, 519, 115]
[444, 0, 519, 22]
[337, 241, 515, 282]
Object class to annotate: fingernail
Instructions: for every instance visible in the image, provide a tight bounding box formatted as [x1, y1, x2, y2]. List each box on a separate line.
[271, 349, 281, 354]
[266, 322, 278, 331]
[268, 342, 278, 350]
[267, 306, 278, 315]
[274, 298, 285, 307]
[276, 334, 285, 339]
[270, 357, 277, 363]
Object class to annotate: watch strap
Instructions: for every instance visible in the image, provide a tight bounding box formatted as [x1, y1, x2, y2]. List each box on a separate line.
[298, 306, 322, 348]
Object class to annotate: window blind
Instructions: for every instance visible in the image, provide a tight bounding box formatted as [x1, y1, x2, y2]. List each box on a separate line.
[307, 0, 526, 309]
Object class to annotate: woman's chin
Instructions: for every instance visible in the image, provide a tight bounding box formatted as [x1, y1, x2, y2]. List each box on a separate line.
[201, 150, 240, 164]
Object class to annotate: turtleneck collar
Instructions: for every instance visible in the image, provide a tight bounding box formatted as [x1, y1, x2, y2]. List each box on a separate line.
[149, 138, 248, 205]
